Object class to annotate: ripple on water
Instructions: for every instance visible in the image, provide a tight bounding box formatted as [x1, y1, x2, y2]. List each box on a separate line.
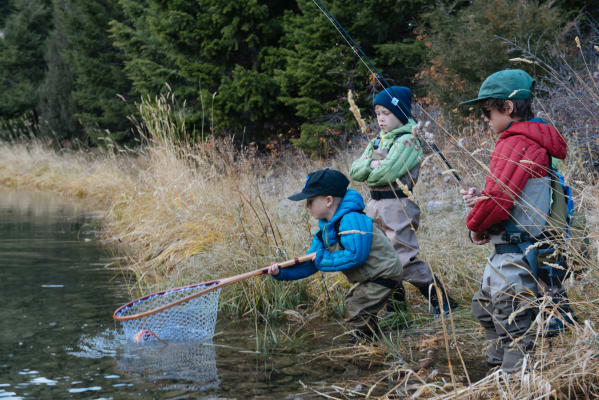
[69, 328, 221, 392]
[0, 388, 25, 400]
[67, 386, 102, 393]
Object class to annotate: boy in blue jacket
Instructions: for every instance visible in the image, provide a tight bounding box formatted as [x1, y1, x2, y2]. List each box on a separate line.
[268, 168, 403, 342]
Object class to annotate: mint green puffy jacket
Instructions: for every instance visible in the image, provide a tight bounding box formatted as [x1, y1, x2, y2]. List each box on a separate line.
[349, 120, 422, 187]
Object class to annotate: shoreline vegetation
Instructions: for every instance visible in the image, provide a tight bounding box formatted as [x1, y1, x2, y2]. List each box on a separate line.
[0, 91, 597, 398]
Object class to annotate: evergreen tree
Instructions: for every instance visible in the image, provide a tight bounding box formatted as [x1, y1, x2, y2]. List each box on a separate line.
[0, 0, 52, 137]
[39, 0, 80, 143]
[0, 0, 14, 28]
[275, 0, 432, 154]
[421, 0, 565, 115]
[111, 0, 298, 141]
[59, 0, 133, 144]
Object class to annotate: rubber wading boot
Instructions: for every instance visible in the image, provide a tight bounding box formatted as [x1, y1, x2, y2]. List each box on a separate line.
[347, 322, 379, 344]
[418, 278, 458, 315]
[544, 289, 578, 337]
[501, 340, 534, 373]
[485, 339, 504, 367]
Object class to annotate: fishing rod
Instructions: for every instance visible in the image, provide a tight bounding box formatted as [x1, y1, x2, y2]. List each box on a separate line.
[310, 0, 466, 188]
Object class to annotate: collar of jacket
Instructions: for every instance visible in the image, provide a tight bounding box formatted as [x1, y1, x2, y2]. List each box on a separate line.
[377, 119, 416, 144]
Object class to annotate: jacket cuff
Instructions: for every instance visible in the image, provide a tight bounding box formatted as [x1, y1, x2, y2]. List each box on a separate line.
[314, 248, 325, 268]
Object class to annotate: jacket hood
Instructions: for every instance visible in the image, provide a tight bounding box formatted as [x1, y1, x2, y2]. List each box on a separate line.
[319, 189, 364, 227]
[500, 120, 567, 160]
[317, 189, 364, 246]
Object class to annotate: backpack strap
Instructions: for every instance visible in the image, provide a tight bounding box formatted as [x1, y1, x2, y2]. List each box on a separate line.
[333, 210, 366, 250]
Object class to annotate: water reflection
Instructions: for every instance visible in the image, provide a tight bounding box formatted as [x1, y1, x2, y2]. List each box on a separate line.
[118, 341, 220, 391]
[0, 190, 132, 399]
[70, 329, 220, 392]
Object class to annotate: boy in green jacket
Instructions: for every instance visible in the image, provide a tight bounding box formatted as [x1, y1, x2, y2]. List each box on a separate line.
[350, 86, 457, 315]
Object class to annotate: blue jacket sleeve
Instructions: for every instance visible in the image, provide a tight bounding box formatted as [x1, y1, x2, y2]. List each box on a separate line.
[315, 213, 372, 272]
[272, 235, 323, 281]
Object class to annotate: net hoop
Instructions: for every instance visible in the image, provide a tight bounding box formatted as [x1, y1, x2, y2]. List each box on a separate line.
[114, 280, 222, 343]
[113, 279, 220, 321]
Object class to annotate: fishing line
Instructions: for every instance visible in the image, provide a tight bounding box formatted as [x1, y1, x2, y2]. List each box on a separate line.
[310, 0, 390, 87]
[310, 0, 409, 121]
[310, 0, 485, 187]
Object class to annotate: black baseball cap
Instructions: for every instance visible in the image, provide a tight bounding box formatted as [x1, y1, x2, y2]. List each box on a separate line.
[288, 168, 350, 201]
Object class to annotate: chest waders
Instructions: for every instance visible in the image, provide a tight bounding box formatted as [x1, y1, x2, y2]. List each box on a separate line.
[500, 168, 574, 292]
[497, 168, 577, 336]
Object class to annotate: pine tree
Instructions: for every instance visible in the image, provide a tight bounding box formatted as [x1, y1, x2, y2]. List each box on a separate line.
[275, 0, 431, 154]
[0, 0, 14, 28]
[0, 0, 52, 137]
[111, 0, 297, 141]
[422, 0, 565, 115]
[59, 0, 133, 144]
[39, 0, 80, 143]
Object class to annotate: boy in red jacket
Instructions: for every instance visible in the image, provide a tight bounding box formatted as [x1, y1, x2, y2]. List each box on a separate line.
[460, 69, 567, 372]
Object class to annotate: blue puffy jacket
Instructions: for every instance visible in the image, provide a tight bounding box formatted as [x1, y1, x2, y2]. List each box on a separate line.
[273, 189, 373, 281]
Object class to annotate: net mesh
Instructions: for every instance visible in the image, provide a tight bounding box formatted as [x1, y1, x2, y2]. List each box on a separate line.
[114, 282, 221, 343]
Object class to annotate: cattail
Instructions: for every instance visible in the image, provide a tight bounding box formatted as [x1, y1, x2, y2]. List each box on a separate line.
[395, 179, 415, 202]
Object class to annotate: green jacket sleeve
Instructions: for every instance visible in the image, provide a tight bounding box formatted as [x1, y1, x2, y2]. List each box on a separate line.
[366, 134, 422, 187]
[349, 141, 374, 182]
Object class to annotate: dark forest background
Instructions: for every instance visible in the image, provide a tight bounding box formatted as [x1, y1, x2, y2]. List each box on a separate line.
[0, 0, 596, 153]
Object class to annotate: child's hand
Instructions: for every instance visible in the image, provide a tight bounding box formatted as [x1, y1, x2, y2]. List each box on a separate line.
[369, 160, 380, 169]
[471, 230, 489, 245]
[267, 263, 280, 276]
[460, 187, 481, 208]
[372, 148, 388, 160]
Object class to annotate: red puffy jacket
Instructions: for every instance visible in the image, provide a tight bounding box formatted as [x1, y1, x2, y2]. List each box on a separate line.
[467, 121, 567, 233]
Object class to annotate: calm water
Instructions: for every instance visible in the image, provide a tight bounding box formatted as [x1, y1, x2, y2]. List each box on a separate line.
[0, 190, 370, 399]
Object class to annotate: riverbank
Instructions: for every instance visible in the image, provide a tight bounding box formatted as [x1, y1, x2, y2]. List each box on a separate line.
[1, 116, 598, 398]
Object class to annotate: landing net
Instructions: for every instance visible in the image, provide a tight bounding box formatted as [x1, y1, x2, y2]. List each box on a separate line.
[114, 282, 221, 343]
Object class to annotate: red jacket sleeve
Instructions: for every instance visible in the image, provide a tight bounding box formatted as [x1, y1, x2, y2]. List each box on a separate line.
[466, 135, 549, 232]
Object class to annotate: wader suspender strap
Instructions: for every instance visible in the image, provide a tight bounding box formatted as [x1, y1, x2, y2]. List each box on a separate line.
[372, 131, 409, 150]
[336, 213, 400, 290]
[370, 133, 412, 201]
[334, 210, 366, 250]
[317, 211, 399, 290]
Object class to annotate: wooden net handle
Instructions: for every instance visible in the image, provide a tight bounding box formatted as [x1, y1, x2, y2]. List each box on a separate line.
[113, 253, 316, 321]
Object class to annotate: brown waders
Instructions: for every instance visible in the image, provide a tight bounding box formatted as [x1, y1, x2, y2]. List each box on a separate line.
[342, 225, 403, 337]
[365, 186, 456, 314]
